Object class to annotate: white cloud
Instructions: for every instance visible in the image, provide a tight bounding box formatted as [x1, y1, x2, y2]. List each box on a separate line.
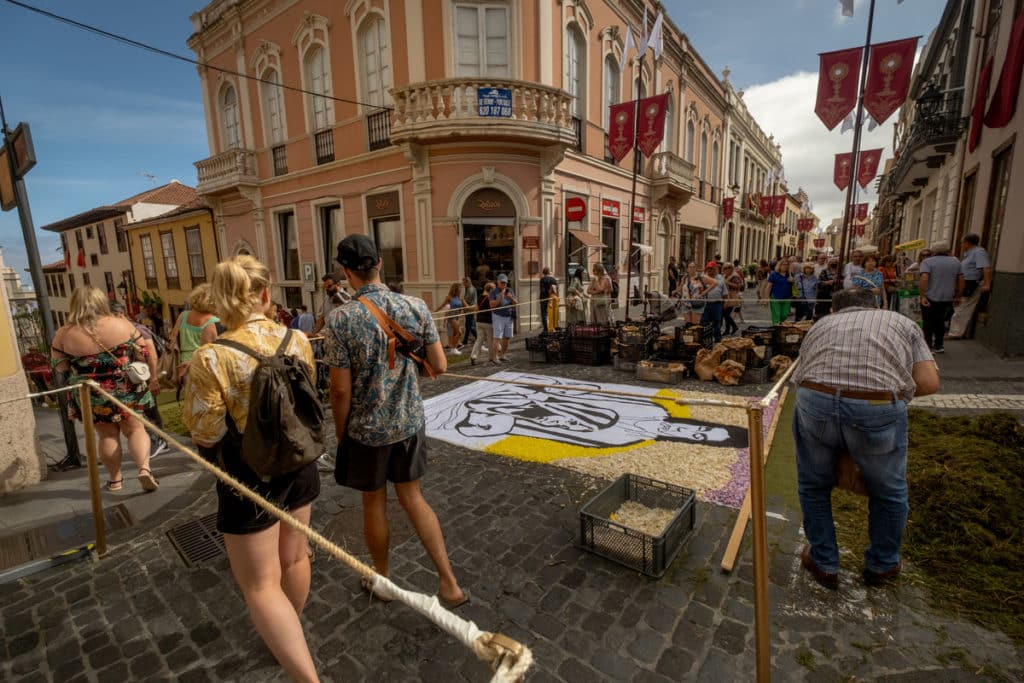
[742, 70, 895, 227]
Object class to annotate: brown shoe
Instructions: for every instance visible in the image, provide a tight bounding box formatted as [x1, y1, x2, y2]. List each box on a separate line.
[863, 563, 902, 587]
[801, 546, 839, 590]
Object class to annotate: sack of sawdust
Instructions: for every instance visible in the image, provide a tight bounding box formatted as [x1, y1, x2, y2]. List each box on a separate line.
[836, 451, 868, 496]
[714, 360, 745, 385]
[752, 345, 768, 362]
[769, 355, 792, 380]
[695, 347, 723, 381]
[720, 337, 754, 351]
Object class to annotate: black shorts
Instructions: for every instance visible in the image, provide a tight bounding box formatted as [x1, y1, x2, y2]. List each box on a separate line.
[335, 429, 428, 492]
[215, 459, 321, 536]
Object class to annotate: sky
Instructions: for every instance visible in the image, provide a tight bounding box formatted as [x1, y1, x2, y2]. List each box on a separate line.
[0, 0, 948, 287]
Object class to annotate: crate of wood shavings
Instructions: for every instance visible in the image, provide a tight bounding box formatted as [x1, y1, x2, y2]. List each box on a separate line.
[579, 473, 696, 577]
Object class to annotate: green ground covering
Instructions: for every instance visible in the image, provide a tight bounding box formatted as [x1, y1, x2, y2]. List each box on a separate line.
[156, 390, 189, 436]
[767, 394, 1024, 643]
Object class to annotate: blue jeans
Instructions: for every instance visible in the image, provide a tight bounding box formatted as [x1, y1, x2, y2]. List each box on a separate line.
[699, 301, 724, 342]
[462, 314, 476, 344]
[540, 296, 550, 332]
[792, 387, 909, 574]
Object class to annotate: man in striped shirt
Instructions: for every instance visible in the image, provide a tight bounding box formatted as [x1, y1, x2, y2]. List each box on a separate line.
[790, 288, 939, 590]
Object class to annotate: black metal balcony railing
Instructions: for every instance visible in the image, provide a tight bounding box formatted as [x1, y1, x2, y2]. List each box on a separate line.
[882, 90, 965, 196]
[367, 110, 392, 151]
[272, 145, 288, 176]
[314, 129, 335, 165]
[571, 115, 584, 153]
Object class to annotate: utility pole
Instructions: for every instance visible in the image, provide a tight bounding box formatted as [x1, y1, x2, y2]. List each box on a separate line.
[1, 94, 82, 467]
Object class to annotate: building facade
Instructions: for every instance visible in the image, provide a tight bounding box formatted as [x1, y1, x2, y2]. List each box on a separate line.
[187, 0, 788, 317]
[877, 0, 1023, 355]
[40, 181, 198, 319]
[0, 247, 35, 313]
[125, 200, 221, 328]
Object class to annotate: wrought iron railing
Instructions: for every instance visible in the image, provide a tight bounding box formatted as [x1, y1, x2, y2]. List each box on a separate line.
[367, 110, 392, 151]
[571, 116, 584, 153]
[314, 129, 335, 165]
[272, 145, 287, 176]
[882, 90, 965, 196]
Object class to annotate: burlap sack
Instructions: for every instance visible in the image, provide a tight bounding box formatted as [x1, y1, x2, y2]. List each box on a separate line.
[714, 359, 745, 385]
[695, 347, 723, 381]
[769, 355, 792, 381]
[720, 337, 754, 350]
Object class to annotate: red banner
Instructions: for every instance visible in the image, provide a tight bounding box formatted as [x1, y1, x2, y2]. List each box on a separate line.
[984, 8, 1024, 129]
[633, 206, 645, 223]
[856, 224, 866, 237]
[601, 199, 620, 218]
[772, 194, 785, 218]
[723, 197, 734, 220]
[969, 56, 994, 152]
[77, 249, 86, 268]
[636, 93, 671, 157]
[798, 218, 815, 233]
[815, 47, 863, 130]
[856, 203, 869, 221]
[834, 153, 853, 191]
[864, 37, 920, 125]
[814, 238, 826, 248]
[608, 101, 636, 162]
[857, 148, 883, 189]
[758, 194, 772, 218]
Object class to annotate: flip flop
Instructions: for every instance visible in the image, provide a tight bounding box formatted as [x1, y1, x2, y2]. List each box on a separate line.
[360, 576, 392, 603]
[438, 590, 470, 610]
[105, 479, 123, 492]
[138, 468, 159, 493]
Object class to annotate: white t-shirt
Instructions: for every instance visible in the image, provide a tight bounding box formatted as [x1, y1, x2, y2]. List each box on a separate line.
[843, 262, 864, 289]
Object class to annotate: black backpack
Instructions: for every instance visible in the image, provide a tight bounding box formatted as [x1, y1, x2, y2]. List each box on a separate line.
[610, 278, 620, 298]
[214, 330, 326, 480]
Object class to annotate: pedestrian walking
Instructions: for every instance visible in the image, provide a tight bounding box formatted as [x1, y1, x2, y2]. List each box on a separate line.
[565, 268, 587, 325]
[791, 288, 939, 590]
[322, 234, 467, 609]
[182, 255, 321, 681]
[698, 261, 726, 343]
[470, 283, 495, 365]
[587, 263, 613, 324]
[722, 263, 744, 336]
[436, 282, 465, 354]
[793, 263, 818, 322]
[110, 301, 168, 458]
[489, 274, 518, 361]
[539, 267, 558, 332]
[768, 259, 794, 324]
[461, 276, 477, 346]
[918, 241, 962, 353]
[51, 288, 157, 493]
[667, 256, 680, 298]
[949, 233, 992, 338]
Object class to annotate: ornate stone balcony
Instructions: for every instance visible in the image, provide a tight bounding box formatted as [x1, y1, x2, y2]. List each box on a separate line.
[390, 78, 577, 149]
[194, 148, 258, 195]
[650, 152, 696, 208]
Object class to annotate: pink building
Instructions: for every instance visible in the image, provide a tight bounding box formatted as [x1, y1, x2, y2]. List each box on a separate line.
[188, 1, 782, 316]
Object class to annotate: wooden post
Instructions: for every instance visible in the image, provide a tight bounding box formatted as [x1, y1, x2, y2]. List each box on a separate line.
[747, 403, 771, 682]
[79, 383, 107, 557]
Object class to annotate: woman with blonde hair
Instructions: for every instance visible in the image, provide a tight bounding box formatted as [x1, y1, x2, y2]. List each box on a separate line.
[183, 255, 320, 682]
[435, 282, 464, 353]
[169, 283, 220, 388]
[587, 263, 613, 324]
[51, 287, 157, 492]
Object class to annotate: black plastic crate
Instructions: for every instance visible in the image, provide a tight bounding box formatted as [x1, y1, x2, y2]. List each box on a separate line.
[528, 349, 548, 363]
[571, 337, 612, 366]
[571, 324, 615, 339]
[525, 336, 547, 352]
[579, 474, 696, 578]
[742, 325, 775, 347]
[675, 323, 714, 348]
[546, 348, 571, 364]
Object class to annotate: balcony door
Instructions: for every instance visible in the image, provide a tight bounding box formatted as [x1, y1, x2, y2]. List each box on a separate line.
[454, 4, 510, 77]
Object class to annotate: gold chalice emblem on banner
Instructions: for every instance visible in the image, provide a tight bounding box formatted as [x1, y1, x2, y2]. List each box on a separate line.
[828, 62, 850, 102]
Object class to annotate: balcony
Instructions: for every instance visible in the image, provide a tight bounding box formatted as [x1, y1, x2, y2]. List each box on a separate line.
[367, 110, 392, 151]
[649, 152, 695, 209]
[882, 89, 965, 197]
[194, 148, 257, 195]
[390, 78, 577, 149]
[314, 129, 335, 165]
[272, 145, 288, 176]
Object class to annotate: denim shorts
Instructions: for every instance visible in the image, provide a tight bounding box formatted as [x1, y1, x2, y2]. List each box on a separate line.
[492, 315, 514, 339]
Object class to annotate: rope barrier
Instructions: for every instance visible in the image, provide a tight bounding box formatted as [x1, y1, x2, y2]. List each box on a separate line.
[0, 384, 74, 407]
[40, 380, 532, 682]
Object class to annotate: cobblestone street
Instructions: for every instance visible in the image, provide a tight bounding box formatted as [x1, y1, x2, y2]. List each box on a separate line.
[2, 347, 1022, 682]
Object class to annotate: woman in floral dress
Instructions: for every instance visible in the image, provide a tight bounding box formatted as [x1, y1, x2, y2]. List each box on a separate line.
[51, 288, 157, 492]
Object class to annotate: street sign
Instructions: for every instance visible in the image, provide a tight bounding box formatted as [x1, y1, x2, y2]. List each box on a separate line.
[565, 197, 586, 221]
[522, 235, 540, 249]
[478, 88, 512, 118]
[0, 146, 14, 211]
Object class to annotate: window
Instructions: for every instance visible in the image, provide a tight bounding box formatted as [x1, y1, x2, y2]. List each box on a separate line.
[982, 143, 1012, 267]
[305, 45, 332, 131]
[663, 99, 674, 153]
[601, 216, 618, 269]
[185, 227, 205, 282]
[86, 226, 93, 239]
[82, 272, 91, 287]
[685, 120, 695, 162]
[90, 254, 98, 266]
[104, 272, 115, 296]
[955, 170, 977, 245]
[454, 4, 510, 77]
[75, 229, 84, 250]
[68, 273, 76, 290]
[711, 141, 720, 193]
[115, 217, 128, 252]
[319, 204, 343, 274]
[221, 84, 242, 149]
[160, 232, 180, 289]
[602, 55, 620, 130]
[565, 25, 586, 118]
[359, 16, 392, 109]
[278, 211, 300, 280]
[140, 235, 157, 287]
[260, 68, 286, 145]
[700, 131, 709, 180]
[96, 223, 108, 254]
[58, 274, 66, 298]
[373, 219, 404, 283]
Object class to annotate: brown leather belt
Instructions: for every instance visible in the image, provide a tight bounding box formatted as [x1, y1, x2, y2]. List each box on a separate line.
[799, 380, 902, 402]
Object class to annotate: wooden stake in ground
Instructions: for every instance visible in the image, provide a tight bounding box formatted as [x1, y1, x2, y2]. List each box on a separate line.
[720, 387, 788, 573]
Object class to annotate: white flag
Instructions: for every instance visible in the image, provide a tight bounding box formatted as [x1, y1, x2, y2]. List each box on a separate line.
[840, 112, 856, 133]
[648, 12, 665, 60]
[839, 0, 855, 17]
[867, 116, 878, 132]
[764, 168, 775, 190]
[637, 6, 649, 54]
[620, 25, 636, 73]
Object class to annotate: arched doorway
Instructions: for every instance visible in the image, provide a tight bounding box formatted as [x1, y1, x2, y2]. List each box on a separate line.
[461, 188, 517, 291]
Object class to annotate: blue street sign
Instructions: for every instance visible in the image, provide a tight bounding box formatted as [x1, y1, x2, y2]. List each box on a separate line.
[478, 88, 512, 118]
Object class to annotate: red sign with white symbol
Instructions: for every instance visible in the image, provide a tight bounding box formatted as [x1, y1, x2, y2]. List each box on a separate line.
[633, 207, 645, 223]
[601, 199, 620, 218]
[565, 197, 586, 222]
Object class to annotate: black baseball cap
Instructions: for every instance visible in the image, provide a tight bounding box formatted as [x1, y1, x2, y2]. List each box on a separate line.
[336, 234, 380, 271]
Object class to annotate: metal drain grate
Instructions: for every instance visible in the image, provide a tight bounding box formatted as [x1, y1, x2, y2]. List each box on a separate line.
[0, 504, 135, 572]
[166, 513, 226, 567]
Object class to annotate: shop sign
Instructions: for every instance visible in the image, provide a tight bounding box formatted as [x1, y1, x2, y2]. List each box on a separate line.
[601, 199, 620, 218]
[632, 206, 645, 223]
[462, 188, 515, 219]
[478, 88, 512, 118]
[366, 190, 400, 218]
[565, 197, 587, 222]
[522, 235, 540, 249]
[895, 238, 926, 252]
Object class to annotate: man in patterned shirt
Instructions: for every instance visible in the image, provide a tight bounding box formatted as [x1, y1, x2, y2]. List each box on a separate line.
[322, 234, 467, 607]
[791, 288, 939, 590]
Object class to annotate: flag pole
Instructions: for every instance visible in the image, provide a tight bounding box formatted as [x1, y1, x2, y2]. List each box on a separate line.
[838, 0, 876, 266]
[624, 53, 643, 322]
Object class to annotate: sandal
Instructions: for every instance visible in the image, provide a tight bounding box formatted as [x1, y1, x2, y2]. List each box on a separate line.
[438, 590, 470, 610]
[105, 479, 123, 492]
[360, 576, 392, 603]
[138, 468, 159, 492]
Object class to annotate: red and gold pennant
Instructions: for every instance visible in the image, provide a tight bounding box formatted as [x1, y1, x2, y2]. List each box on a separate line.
[608, 101, 636, 162]
[815, 47, 863, 130]
[834, 153, 854, 191]
[723, 197, 734, 220]
[857, 148, 883, 189]
[772, 194, 786, 218]
[864, 37, 920, 125]
[636, 94, 671, 157]
[758, 194, 772, 218]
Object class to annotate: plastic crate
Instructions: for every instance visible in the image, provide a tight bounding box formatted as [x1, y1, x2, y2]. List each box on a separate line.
[528, 349, 548, 363]
[525, 336, 547, 352]
[720, 347, 749, 367]
[571, 324, 615, 339]
[654, 334, 677, 355]
[636, 359, 687, 384]
[742, 325, 775, 347]
[613, 355, 638, 373]
[546, 347, 571, 364]
[774, 343, 801, 359]
[676, 323, 714, 348]
[615, 340, 647, 362]
[741, 364, 771, 384]
[579, 473, 697, 578]
[571, 337, 612, 365]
